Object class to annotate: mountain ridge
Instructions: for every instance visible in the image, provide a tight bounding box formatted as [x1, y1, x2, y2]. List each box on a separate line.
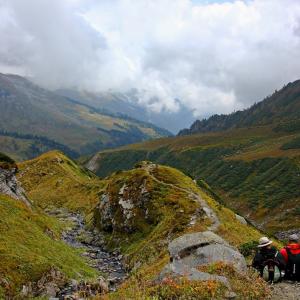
[179, 79, 300, 135]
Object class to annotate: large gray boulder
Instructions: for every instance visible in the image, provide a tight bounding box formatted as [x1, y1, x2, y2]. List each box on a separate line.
[160, 230, 247, 286]
[168, 231, 227, 258]
[168, 231, 246, 274]
[181, 243, 247, 274]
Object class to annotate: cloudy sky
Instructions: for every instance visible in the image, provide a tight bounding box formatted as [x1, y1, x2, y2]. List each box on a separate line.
[1, 0, 300, 118]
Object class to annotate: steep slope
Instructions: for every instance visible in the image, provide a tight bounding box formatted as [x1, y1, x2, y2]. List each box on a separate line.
[0, 152, 97, 298]
[0, 195, 97, 298]
[179, 79, 300, 135]
[0, 73, 170, 160]
[86, 126, 300, 234]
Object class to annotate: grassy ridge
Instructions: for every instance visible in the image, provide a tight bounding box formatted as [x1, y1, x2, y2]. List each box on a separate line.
[88, 126, 300, 233]
[18, 151, 104, 219]
[179, 79, 300, 135]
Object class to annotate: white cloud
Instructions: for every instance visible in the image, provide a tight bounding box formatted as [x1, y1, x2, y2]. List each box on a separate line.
[1, 0, 300, 118]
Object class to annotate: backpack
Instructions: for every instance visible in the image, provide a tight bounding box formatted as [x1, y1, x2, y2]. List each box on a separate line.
[261, 253, 282, 283]
[286, 247, 300, 281]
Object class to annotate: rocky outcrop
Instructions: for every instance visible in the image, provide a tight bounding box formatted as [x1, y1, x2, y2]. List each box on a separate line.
[85, 153, 100, 173]
[95, 179, 154, 234]
[160, 231, 247, 287]
[0, 167, 31, 207]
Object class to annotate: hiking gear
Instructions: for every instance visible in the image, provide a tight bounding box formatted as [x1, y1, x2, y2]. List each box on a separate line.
[258, 237, 272, 248]
[289, 234, 299, 243]
[262, 257, 282, 283]
[252, 246, 286, 282]
[285, 246, 300, 280]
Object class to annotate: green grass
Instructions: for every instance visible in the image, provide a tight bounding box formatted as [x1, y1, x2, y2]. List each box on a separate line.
[0, 194, 97, 297]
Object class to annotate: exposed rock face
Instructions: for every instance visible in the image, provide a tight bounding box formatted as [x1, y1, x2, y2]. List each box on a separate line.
[95, 178, 154, 233]
[0, 167, 31, 207]
[160, 231, 247, 286]
[85, 153, 100, 173]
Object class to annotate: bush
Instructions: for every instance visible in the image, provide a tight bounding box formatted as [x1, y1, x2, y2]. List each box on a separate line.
[239, 240, 259, 257]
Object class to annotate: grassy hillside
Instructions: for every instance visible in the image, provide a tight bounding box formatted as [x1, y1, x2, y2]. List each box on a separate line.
[0, 151, 103, 297]
[179, 79, 300, 135]
[95, 163, 268, 299]
[18, 151, 104, 219]
[0, 194, 97, 298]
[0, 73, 170, 161]
[86, 126, 300, 233]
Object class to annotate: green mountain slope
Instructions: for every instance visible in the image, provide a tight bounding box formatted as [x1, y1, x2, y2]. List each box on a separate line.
[0, 73, 170, 161]
[86, 126, 300, 234]
[179, 80, 300, 135]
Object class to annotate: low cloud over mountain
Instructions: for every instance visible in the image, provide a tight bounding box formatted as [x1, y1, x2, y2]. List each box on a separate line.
[1, 0, 300, 119]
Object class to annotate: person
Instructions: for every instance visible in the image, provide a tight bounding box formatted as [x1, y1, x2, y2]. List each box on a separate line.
[280, 234, 300, 280]
[252, 237, 286, 283]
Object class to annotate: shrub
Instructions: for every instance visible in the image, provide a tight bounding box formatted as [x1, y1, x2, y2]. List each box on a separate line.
[239, 240, 259, 257]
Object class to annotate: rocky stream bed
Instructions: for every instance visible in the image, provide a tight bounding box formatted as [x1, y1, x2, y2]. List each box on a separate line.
[48, 209, 128, 299]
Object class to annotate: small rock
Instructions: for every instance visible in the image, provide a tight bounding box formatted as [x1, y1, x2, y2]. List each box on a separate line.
[70, 279, 78, 289]
[225, 291, 237, 299]
[235, 214, 247, 225]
